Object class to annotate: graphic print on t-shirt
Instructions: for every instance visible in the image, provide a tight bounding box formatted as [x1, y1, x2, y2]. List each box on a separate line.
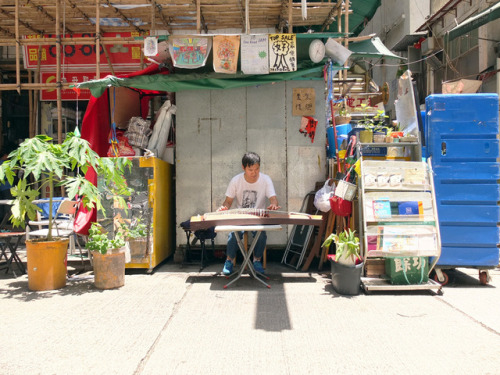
[242, 190, 257, 208]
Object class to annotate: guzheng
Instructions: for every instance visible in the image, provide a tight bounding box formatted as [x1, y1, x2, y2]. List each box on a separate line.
[189, 208, 323, 230]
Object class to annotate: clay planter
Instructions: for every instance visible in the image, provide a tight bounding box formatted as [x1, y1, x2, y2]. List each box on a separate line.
[92, 249, 125, 289]
[26, 239, 69, 291]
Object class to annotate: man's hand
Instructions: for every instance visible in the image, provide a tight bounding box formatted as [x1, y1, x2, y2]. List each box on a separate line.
[267, 203, 281, 211]
[217, 205, 228, 212]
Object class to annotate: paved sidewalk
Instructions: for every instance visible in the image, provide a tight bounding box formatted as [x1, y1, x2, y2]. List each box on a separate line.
[1, 252, 499, 375]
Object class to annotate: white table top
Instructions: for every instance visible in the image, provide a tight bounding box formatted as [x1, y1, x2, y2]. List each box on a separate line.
[215, 224, 282, 232]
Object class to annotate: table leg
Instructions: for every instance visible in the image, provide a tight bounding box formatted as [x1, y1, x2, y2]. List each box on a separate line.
[224, 232, 270, 289]
[0, 235, 26, 276]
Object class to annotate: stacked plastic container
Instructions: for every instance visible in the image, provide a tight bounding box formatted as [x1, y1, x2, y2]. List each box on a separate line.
[425, 94, 499, 272]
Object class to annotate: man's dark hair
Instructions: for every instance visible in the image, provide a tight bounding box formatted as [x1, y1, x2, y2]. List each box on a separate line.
[242, 152, 260, 168]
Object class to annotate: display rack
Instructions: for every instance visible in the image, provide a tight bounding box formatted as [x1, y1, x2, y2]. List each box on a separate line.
[357, 155, 443, 294]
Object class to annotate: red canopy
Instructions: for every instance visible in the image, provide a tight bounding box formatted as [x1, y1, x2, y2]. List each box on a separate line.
[75, 64, 170, 234]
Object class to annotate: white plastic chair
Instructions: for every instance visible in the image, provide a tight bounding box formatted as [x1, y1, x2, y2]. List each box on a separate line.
[26, 199, 87, 265]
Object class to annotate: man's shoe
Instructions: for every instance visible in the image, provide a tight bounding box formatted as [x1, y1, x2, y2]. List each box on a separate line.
[253, 261, 265, 274]
[222, 260, 233, 275]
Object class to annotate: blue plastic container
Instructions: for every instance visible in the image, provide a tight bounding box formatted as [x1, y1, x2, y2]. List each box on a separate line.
[425, 94, 500, 269]
[327, 124, 352, 157]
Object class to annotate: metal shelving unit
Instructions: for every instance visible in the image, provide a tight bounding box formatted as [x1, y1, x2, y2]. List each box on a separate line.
[356, 143, 443, 294]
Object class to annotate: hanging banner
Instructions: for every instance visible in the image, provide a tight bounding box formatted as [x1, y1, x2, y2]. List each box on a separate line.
[169, 36, 212, 69]
[23, 32, 145, 72]
[269, 34, 297, 73]
[213, 35, 240, 74]
[241, 34, 269, 75]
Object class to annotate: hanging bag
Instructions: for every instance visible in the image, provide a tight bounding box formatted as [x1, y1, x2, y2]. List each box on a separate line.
[314, 180, 335, 212]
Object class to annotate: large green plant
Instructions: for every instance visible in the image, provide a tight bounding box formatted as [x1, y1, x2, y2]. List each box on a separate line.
[0, 133, 132, 241]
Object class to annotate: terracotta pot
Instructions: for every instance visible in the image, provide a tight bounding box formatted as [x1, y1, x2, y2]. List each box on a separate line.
[26, 239, 68, 291]
[92, 250, 125, 289]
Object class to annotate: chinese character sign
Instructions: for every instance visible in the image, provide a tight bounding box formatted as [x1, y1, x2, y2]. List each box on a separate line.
[169, 36, 212, 69]
[241, 34, 269, 75]
[23, 32, 145, 72]
[269, 34, 297, 73]
[213, 35, 240, 74]
[292, 88, 315, 116]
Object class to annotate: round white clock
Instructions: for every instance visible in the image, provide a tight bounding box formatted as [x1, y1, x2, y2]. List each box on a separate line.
[309, 39, 326, 63]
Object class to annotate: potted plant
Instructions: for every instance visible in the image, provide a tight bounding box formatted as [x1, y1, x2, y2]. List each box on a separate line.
[322, 229, 363, 295]
[0, 133, 131, 291]
[85, 222, 127, 289]
[334, 107, 352, 125]
[119, 219, 150, 262]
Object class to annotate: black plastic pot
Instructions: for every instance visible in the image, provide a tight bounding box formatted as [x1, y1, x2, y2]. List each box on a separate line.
[330, 259, 363, 295]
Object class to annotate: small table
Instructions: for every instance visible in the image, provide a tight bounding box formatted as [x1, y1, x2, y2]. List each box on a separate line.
[0, 232, 26, 276]
[215, 224, 282, 289]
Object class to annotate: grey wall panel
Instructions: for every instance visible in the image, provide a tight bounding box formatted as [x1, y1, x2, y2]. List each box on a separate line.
[175, 80, 327, 250]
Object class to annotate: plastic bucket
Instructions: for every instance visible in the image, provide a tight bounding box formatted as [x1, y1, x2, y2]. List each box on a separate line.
[26, 239, 68, 291]
[330, 259, 363, 295]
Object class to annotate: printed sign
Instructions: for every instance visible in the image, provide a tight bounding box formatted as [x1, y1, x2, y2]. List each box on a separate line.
[213, 35, 240, 74]
[40, 71, 113, 101]
[241, 34, 269, 74]
[23, 32, 145, 72]
[269, 34, 297, 73]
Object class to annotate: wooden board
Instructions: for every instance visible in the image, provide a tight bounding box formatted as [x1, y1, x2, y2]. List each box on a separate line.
[189, 211, 323, 231]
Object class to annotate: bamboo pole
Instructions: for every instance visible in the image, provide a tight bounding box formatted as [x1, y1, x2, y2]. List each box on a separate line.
[288, 0, 293, 32]
[15, 0, 20, 95]
[343, 0, 349, 97]
[95, 0, 100, 79]
[196, 0, 201, 34]
[245, 0, 250, 34]
[56, 0, 63, 144]
[28, 70, 33, 136]
[0, 38, 145, 46]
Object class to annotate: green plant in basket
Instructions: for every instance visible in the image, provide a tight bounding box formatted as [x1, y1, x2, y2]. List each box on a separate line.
[322, 229, 360, 265]
[118, 219, 148, 240]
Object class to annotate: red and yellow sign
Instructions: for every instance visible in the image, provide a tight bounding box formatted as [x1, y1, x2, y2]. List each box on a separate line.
[24, 32, 146, 72]
[40, 71, 112, 101]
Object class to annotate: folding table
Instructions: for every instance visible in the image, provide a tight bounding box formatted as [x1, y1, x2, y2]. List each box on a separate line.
[215, 224, 282, 289]
[0, 232, 26, 276]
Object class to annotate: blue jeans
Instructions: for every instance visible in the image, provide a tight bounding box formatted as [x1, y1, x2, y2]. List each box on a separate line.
[226, 231, 267, 260]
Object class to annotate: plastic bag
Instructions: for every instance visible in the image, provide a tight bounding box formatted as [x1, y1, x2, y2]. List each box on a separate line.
[314, 180, 335, 212]
[107, 134, 136, 157]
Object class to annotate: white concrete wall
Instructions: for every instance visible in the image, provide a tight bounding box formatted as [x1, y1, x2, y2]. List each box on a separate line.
[176, 80, 327, 249]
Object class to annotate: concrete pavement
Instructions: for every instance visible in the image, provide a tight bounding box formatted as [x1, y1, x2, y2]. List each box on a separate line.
[1, 251, 499, 375]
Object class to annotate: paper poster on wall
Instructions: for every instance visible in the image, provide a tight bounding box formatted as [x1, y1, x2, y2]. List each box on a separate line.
[269, 34, 297, 73]
[169, 36, 212, 69]
[292, 88, 315, 116]
[213, 35, 240, 74]
[241, 34, 269, 74]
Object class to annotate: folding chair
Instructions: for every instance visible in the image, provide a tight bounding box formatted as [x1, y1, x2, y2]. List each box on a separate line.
[26, 199, 87, 266]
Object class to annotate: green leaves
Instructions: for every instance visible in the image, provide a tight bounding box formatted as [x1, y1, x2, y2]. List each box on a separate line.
[0, 132, 132, 237]
[85, 223, 125, 255]
[322, 229, 361, 261]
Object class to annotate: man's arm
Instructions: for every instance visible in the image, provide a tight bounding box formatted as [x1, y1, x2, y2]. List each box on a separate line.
[217, 196, 234, 212]
[267, 196, 280, 211]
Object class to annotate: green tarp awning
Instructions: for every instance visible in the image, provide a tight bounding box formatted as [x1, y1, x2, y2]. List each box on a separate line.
[448, 2, 500, 41]
[77, 61, 334, 97]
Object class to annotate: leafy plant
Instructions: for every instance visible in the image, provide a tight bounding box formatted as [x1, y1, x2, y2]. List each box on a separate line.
[0, 133, 132, 241]
[85, 222, 126, 255]
[322, 229, 360, 262]
[356, 104, 390, 132]
[118, 219, 148, 239]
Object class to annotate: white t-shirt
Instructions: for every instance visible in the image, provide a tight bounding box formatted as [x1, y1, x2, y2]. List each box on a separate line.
[225, 172, 276, 209]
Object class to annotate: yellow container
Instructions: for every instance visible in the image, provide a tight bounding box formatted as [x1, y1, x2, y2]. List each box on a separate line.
[26, 239, 68, 291]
